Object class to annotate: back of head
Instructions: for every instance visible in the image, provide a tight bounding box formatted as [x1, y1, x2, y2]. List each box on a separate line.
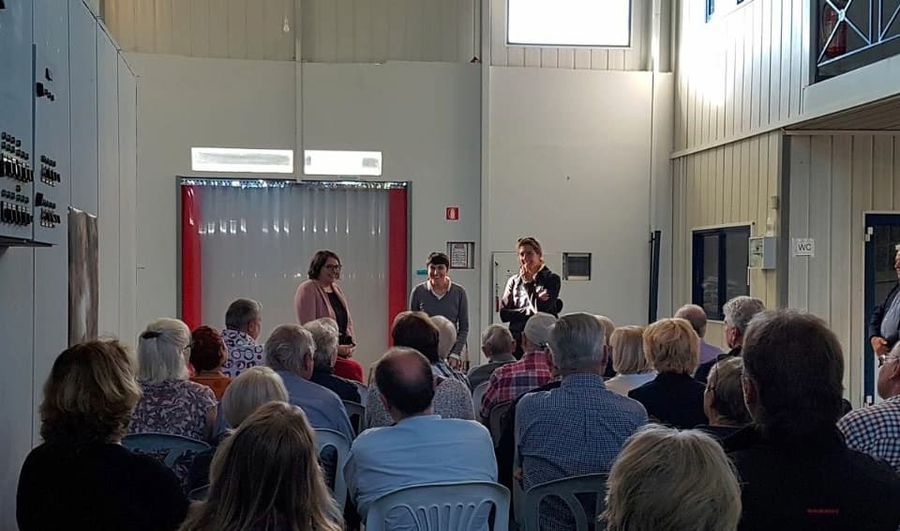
[221, 366, 290, 427]
[138, 318, 191, 383]
[225, 298, 261, 333]
[604, 425, 741, 531]
[594, 316, 616, 347]
[431, 315, 457, 361]
[190, 326, 226, 372]
[643, 318, 699, 375]
[40, 340, 141, 445]
[482, 324, 515, 359]
[610, 326, 649, 375]
[723, 296, 766, 336]
[707, 357, 752, 425]
[674, 304, 708, 338]
[549, 313, 605, 373]
[391, 311, 440, 363]
[303, 319, 339, 371]
[182, 401, 340, 531]
[265, 324, 315, 375]
[375, 347, 435, 416]
[523, 312, 557, 351]
[741, 310, 844, 443]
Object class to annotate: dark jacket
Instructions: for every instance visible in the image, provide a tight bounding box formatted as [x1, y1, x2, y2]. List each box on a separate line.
[869, 283, 900, 347]
[499, 266, 562, 334]
[311, 368, 362, 403]
[628, 372, 706, 429]
[725, 426, 900, 531]
[495, 380, 562, 491]
[695, 346, 742, 384]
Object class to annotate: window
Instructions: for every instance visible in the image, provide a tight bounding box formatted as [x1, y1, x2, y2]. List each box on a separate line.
[303, 150, 383, 177]
[692, 226, 750, 320]
[507, 0, 631, 47]
[191, 148, 294, 174]
[706, 0, 715, 21]
[562, 252, 592, 281]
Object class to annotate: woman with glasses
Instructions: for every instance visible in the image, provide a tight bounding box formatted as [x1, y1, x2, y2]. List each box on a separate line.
[294, 250, 364, 382]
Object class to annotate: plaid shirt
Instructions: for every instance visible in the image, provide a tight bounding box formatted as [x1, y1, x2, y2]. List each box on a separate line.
[838, 395, 900, 473]
[480, 349, 553, 418]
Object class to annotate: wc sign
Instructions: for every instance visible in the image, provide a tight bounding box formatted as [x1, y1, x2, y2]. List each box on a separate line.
[792, 238, 815, 257]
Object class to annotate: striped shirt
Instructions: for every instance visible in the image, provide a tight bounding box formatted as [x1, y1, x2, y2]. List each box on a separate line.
[838, 395, 900, 473]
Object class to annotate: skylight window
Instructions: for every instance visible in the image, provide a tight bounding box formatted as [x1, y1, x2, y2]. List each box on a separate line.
[507, 0, 632, 47]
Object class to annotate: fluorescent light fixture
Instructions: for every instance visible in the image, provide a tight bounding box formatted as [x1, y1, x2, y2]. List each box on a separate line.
[507, 0, 631, 47]
[304, 150, 383, 177]
[191, 147, 294, 174]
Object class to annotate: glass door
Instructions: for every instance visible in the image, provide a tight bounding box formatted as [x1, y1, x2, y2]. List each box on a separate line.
[864, 214, 900, 401]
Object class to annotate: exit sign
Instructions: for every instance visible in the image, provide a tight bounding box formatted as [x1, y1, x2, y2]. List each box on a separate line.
[446, 206, 459, 221]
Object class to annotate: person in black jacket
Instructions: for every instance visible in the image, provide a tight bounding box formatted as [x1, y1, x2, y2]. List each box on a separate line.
[869, 245, 900, 357]
[500, 237, 562, 358]
[694, 295, 765, 383]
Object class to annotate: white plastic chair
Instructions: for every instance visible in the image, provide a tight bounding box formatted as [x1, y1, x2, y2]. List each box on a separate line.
[343, 400, 366, 435]
[314, 428, 351, 511]
[365, 481, 510, 531]
[472, 381, 490, 417]
[521, 473, 609, 531]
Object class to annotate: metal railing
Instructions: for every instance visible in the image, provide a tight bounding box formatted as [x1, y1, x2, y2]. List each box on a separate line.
[815, 0, 900, 80]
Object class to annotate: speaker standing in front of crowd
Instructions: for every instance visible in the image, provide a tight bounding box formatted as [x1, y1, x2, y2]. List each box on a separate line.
[409, 252, 469, 368]
[500, 237, 561, 357]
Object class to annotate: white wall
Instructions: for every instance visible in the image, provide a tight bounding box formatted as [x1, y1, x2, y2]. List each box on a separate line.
[487, 67, 659, 327]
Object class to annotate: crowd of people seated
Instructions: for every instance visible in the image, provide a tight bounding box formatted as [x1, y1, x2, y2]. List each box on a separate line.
[17, 247, 900, 530]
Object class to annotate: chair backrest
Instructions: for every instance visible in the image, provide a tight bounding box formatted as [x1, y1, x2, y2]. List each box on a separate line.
[343, 400, 366, 435]
[365, 481, 510, 531]
[521, 473, 609, 531]
[353, 381, 369, 403]
[472, 381, 490, 413]
[122, 432, 210, 468]
[487, 401, 512, 447]
[314, 428, 351, 511]
[188, 484, 209, 502]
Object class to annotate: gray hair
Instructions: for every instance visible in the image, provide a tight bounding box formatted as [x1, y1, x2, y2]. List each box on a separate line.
[481, 325, 515, 357]
[674, 304, 708, 338]
[431, 316, 457, 361]
[549, 313, 605, 371]
[264, 324, 315, 375]
[225, 298, 262, 332]
[137, 318, 191, 383]
[723, 296, 766, 335]
[221, 366, 289, 427]
[303, 319, 339, 371]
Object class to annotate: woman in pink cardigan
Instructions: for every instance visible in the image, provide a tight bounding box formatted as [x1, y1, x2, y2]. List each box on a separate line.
[294, 250, 364, 383]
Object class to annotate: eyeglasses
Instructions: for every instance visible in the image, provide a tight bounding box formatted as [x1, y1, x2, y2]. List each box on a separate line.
[323, 264, 342, 271]
[878, 354, 899, 367]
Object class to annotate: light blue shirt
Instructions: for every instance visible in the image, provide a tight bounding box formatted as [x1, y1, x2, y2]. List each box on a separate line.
[276, 370, 354, 442]
[345, 415, 497, 519]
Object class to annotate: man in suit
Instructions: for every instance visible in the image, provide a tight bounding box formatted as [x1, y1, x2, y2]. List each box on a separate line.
[869, 244, 900, 356]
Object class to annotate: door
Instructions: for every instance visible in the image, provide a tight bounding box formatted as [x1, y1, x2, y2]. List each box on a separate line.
[864, 214, 900, 402]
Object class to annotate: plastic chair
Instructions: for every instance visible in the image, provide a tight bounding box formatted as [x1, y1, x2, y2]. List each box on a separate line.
[122, 432, 210, 468]
[472, 381, 490, 416]
[188, 484, 209, 501]
[365, 481, 510, 531]
[314, 428, 351, 511]
[343, 400, 366, 435]
[487, 401, 512, 448]
[520, 473, 609, 531]
[353, 381, 369, 403]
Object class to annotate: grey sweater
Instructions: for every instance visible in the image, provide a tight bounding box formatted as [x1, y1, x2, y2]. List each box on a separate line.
[408, 282, 469, 356]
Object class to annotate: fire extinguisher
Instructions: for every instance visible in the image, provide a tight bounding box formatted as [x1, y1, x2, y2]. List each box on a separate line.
[822, 1, 847, 58]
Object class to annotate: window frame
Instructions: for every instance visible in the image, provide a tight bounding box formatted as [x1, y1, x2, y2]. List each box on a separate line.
[506, 0, 633, 48]
[691, 225, 751, 320]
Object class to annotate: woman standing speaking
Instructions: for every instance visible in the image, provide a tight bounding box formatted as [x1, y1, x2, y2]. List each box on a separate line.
[409, 252, 469, 366]
[500, 237, 561, 356]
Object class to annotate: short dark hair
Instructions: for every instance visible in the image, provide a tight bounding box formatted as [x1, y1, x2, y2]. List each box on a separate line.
[426, 252, 450, 268]
[742, 310, 844, 443]
[225, 298, 261, 331]
[307, 250, 341, 280]
[391, 311, 440, 363]
[375, 348, 435, 416]
[191, 325, 227, 371]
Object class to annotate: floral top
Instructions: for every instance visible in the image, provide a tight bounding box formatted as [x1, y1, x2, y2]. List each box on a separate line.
[130, 379, 217, 441]
[221, 329, 265, 378]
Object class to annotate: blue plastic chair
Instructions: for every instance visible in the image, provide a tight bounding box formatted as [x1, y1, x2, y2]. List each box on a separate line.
[314, 428, 351, 511]
[122, 432, 210, 468]
[472, 381, 490, 418]
[343, 400, 366, 435]
[365, 481, 510, 531]
[521, 473, 609, 531]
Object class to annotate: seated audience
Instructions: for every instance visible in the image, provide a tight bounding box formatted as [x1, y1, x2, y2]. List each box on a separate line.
[726, 310, 900, 530]
[346, 348, 496, 521]
[480, 312, 557, 420]
[221, 298, 265, 378]
[310, 316, 365, 383]
[838, 342, 900, 473]
[696, 357, 751, 442]
[431, 315, 470, 385]
[365, 312, 474, 428]
[265, 324, 354, 441]
[186, 366, 290, 492]
[189, 326, 231, 400]
[179, 402, 342, 531]
[468, 324, 517, 390]
[605, 326, 656, 396]
[629, 318, 706, 429]
[595, 315, 618, 378]
[304, 318, 361, 403]
[695, 296, 765, 383]
[17, 340, 188, 531]
[130, 318, 217, 441]
[675, 303, 723, 366]
[602, 426, 741, 531]
[517, 313, 647, 530]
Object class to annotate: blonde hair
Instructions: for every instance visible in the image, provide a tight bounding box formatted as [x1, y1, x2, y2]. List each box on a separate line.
[431, 315, 457, 361]
[594, 315, 616, 347]
[603, 425, 741, 531]
[137, 318, 191, 383]
[643, 318, 700, 374]
[180, 402, 342, 531]
[610, 326, 649, 374]
[40, 340, 141, 445]
[221, 367, 290, 427]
